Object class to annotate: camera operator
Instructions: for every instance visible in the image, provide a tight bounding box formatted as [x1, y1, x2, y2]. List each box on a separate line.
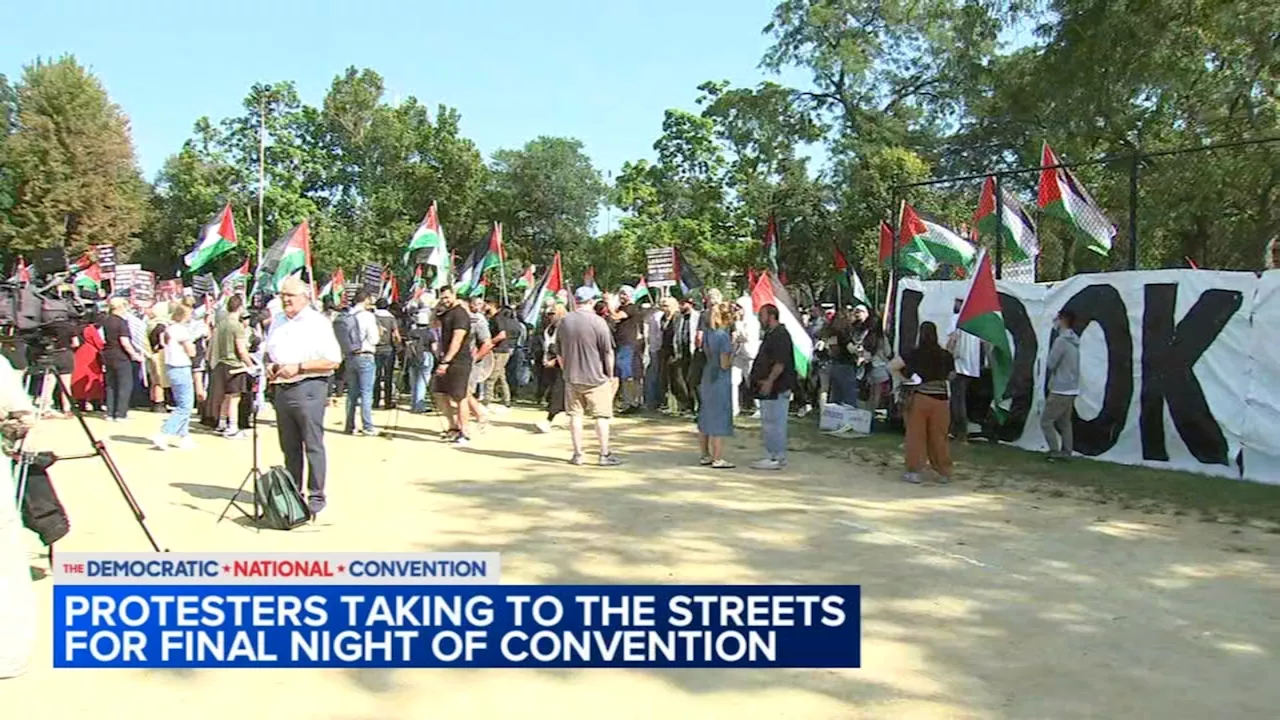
[37, 302, 79, 418]
[0, 351, 37, 678]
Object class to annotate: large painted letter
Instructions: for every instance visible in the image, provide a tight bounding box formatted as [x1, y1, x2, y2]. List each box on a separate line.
[897, 289, 923, 356]
[1140, 284, 1241, 465]
[994, 292, 1037, 441]
[1061, 284, 1132, 457]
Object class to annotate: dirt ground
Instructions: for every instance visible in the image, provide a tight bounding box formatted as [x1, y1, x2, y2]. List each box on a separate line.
[5, 403, 1280, 719]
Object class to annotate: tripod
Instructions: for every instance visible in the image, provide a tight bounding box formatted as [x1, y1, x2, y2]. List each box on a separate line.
[14, 362, 165, 554]
[216, 370, 263, 530]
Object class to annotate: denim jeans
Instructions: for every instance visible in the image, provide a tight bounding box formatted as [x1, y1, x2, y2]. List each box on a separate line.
[828, 363, 860, 406]
[161, 365, 194, 438]
[409, 352, 436, 412]
[759, 391, 791, 461]
[344, 354, 376, 432]
[645, 356, 662, 409]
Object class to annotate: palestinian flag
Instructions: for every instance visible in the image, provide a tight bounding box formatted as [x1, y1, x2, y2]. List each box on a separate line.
[405, 201, 447, 266]
[409, 265, 428, 300]
[1038, 142, 1115, 256]
[975, 176, 1038, 264]
[318, 267, 345, 306]
[256, 220, 312, 295]
[380, 272, 400, 303]
[675, 250, 702, 297]
[513, 264, 535, 291]
[69, 252, 94, 273]
[454, 224, 504, 296]
[220, 257, 251, 297]
[8, 257, 30, 283]
[750, 271, 814, 378]
[957, 249, 1013, 421]
[518, 252, 565, 328]
[185, 204, 238, 273]
[632, 277, 651, 302]
[763, 214, 779, 272]
[833, 246, 870, 307]
[73, 263, 103, 294]
[878, 221, 895, 266]
[901, 202, 975, 270]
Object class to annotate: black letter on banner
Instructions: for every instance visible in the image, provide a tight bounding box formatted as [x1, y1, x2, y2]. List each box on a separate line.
[897, 289, 923, 356]
[992, 292, 1037, 442]
[1061, 285, 1131, 457]
[1140, 284, 1241, 465]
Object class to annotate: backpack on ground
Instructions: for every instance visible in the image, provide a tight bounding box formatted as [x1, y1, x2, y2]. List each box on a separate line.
[332, 311, 363, 358]
[255, 465, 312, 530]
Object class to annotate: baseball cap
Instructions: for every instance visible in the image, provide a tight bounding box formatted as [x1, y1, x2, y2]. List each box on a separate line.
[575, 286, 601, 304]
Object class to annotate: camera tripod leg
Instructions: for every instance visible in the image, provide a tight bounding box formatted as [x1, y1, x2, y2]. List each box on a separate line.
[216, 402, 263, 531]
[18, 371, 167, 552]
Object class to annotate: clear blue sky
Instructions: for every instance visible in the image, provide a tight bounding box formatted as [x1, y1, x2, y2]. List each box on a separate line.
[2, 0, 809, 182]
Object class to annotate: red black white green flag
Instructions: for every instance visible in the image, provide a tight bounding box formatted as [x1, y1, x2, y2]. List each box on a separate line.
[957, 249, 1012, 420]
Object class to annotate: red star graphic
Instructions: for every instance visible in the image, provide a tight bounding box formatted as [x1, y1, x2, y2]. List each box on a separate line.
[337, 564, 346, 573]
[222, 565, 230, 573]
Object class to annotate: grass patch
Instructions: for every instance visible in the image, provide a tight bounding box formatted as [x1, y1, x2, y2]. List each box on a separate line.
[780, 417, 1280, 526]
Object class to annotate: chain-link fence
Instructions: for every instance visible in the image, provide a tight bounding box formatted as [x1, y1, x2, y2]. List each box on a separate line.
[889, 136, 1280, 282]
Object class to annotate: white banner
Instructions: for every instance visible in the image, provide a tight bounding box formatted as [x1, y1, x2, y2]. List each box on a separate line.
[897, 269, 1278, 484]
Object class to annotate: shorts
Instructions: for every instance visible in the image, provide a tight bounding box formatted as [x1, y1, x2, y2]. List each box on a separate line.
[470, 354, 494, 387]
[616, 345, 639, 380]
[565, 381, 615, 419]
[435, 358, 474, 401]
[215, 363, 249, 395]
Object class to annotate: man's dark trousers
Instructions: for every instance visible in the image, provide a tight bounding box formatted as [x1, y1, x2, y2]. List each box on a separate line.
[273, 377, 329, 513]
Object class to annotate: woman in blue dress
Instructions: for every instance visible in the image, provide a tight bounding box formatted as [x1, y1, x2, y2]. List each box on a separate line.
[698, 302, 736, 468]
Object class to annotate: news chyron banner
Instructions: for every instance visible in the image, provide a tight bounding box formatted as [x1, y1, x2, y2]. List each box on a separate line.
[53, 553, 861, 670]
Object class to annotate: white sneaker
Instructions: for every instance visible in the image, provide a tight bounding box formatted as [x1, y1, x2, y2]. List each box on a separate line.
[492, 404, 510, 415]
[902, 472, 922, 484]
[535, 421, 552, 434]
[150, 434, 171, 451]
[175, 437, 197, 450]
[224, 430, 247, 440]
[797, 405, 812, 418]
[750, 458, 782, 471]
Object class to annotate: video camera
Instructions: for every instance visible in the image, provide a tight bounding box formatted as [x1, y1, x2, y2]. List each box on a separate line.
[0, 272, 91, 332]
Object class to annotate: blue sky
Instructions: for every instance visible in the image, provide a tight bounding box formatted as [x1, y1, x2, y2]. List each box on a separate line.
[2, 0, 809, 183]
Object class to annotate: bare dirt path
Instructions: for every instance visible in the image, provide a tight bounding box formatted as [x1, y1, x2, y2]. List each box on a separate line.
[6, 405, 1279, 719]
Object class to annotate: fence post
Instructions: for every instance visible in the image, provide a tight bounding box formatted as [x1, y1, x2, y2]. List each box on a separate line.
[1128, 152, 1140, 270]
[994, 174, 1004, 279]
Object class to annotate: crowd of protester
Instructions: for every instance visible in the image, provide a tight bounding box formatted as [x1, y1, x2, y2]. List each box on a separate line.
[0, 275, 1081, 484]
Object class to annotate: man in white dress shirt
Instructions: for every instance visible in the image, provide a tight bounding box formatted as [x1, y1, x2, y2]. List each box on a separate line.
[263, 277, 342, 516]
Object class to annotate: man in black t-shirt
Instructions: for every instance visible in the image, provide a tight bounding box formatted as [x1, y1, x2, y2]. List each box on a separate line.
[484, 304, 515, 410]
[433, 287, 474, 445]
[611, 287, 643, 413]
[748, 304, 795, 471]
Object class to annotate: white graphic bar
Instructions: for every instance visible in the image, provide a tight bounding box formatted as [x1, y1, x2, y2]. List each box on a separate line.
[53, 553, 501, 585]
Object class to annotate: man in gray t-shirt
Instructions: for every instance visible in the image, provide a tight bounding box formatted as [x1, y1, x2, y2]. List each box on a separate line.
[557, 287, 620, 466]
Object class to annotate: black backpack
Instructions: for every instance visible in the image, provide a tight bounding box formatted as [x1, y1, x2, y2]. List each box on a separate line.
[332, 311, 363, 358]
[255, 465, 312, 530]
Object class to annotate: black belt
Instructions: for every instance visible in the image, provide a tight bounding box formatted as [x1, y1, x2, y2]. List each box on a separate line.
[353, 351, 374, 356]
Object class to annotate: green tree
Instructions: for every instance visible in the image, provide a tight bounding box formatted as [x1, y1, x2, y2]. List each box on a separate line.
[488, 136, 606, 277]
[0, 56, 148, 258]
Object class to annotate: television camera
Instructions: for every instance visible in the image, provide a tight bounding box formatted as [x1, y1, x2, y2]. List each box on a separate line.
[0, 270, 94, 363]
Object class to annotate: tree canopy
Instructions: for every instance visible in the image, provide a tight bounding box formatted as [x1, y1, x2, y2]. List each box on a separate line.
[1, 2, 1275, 296]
